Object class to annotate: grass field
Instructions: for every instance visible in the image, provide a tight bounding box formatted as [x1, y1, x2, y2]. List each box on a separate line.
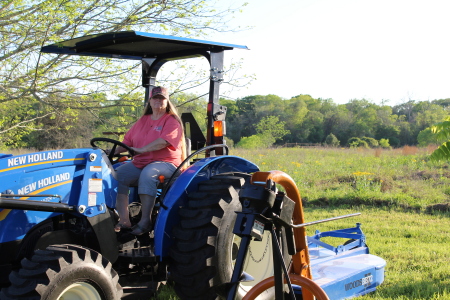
[235, 146, 450, 211]
[153, 146, 450, 299]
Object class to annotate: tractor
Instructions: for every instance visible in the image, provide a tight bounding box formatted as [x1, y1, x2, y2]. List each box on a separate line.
[0, 31, 385, 300]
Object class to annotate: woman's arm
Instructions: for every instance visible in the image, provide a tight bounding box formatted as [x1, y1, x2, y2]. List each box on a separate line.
[131, 138, 169, 154]
[113, 146, 129, 154]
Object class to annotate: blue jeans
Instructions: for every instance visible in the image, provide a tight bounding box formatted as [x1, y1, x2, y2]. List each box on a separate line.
[116, 161, 177, 197]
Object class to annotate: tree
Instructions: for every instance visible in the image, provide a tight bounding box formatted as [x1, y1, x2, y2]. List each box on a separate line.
[172, 92, 208, 133]
[324, 133, 340, 147]
[302, 111, 324, 143]
[0, 0, 245, 148]
[374, 105, 400, 141]
[24, 106, 98, 150]
[234, 96, 259, 139]
[393, 100, 415, 122]
[254, 94, 285, 119]
[219, 98, 240, 142]
[345, 100, 379, 138]
[255, 116, 290, 144]
[429, 117, 450, 161]
[282, 96, 308, 142]
[324, 104, 353, 144]
[432, 98, 450, 109]
[375, 124, 400, 141]
[236, 116, 289, 149]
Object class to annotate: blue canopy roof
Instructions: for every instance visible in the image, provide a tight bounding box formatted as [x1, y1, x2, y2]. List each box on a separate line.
[41, 31, 248, 60]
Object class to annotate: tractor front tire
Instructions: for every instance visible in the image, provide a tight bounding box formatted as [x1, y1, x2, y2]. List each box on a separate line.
[0, 244, 122, 300]
[170, 173, 286, 300]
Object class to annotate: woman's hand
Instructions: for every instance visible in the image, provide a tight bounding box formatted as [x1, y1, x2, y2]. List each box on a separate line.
[130, 147, 145, 155]
[105, 146, 128, 155]
[131, 139, 169, 155]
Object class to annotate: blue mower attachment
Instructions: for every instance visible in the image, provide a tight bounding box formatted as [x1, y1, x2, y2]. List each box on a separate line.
[301, 224, 386, 299]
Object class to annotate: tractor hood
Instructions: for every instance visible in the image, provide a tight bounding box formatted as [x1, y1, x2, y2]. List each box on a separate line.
[41, 31, 248, 60]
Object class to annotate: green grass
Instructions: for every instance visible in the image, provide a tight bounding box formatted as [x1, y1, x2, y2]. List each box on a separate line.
[235, 147, 450, 211]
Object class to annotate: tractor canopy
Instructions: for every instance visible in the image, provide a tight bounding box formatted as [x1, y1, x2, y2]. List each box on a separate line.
[41, 31, 248, 151]
[40, 31, 248, 60]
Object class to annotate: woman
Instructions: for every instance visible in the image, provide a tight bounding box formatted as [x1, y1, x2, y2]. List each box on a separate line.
[113, 86, 185, 235]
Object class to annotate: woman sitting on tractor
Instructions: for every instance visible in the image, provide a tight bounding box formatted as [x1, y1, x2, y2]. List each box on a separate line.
[112, 86, 186, 235]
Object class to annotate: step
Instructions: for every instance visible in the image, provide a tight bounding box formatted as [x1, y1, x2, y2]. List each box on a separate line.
[118, 246, 159, 263]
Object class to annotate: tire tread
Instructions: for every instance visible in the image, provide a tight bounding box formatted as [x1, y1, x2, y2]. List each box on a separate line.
[170, 173, 249, 300]
[0, 244, 122, 300]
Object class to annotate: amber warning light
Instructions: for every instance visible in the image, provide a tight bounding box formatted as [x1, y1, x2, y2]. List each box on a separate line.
[213, 121, 225, 137]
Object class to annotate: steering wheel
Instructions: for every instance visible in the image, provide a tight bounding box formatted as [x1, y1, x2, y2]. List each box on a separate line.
[90, 137, 135, 164]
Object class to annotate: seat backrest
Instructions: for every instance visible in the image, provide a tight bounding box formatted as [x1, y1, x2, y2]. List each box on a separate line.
[181, 112, 205, 151]
[185, 137, 191, 157]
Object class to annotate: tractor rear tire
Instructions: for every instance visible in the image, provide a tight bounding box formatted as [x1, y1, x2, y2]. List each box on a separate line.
[0, 244, 122, 300]
[170, 173, 289, 300]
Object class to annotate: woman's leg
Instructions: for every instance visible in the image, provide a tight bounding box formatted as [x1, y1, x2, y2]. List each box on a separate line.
[115, 162, 141, 230]
[132, 162, 177, 234]
[133, 194, 156, 232]
[115, 193, 132, 229]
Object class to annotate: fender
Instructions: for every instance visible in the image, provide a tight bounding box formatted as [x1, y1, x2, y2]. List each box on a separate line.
[86, 210, 119, 263]
[154, 155, 259, 258]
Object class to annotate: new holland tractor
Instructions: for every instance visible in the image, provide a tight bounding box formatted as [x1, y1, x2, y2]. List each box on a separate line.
[0, 31, 385, 300]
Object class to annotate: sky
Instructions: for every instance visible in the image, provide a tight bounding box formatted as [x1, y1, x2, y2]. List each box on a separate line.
[207, 0, 450, 105]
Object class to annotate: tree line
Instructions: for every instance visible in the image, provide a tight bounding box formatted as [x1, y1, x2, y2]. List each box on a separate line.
[221, 95, 450, 149]
[3, 90, 448, 151]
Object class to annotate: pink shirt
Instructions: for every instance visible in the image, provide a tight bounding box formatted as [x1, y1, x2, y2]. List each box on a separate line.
[122, 114, 183, 168]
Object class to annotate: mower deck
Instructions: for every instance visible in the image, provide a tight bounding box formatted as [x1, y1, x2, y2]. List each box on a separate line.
[293, 224, 386, 299]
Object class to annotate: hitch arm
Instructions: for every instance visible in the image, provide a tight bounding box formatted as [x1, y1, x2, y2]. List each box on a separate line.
[0, 194, 73, 213]
[251, 171, 312, 279]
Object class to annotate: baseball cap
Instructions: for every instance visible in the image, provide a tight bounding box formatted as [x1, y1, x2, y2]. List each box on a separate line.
[150, 86, 169, 99]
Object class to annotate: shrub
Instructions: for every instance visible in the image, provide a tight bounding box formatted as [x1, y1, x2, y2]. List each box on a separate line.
[236, 135, 266, 149]
[348, 137, 369, 148]
[324, 133, 340, 147]
[224, 136, 234, 148]
[379, 138, 391, 149]
[361, 137, 379, 147]
[388, 137, 401, 147]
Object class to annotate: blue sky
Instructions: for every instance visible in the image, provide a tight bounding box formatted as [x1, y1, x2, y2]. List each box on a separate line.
[208, 0, 450, 105]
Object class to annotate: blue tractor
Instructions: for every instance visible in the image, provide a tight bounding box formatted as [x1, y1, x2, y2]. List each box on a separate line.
[0, 32, 385, 300]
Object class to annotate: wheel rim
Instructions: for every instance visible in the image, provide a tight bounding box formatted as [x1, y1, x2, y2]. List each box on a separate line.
[57, 282, 102, 300]
[232, 231, 274, 292]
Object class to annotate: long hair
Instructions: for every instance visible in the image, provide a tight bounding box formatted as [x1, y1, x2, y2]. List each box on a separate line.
[144, 89, 187, 164]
